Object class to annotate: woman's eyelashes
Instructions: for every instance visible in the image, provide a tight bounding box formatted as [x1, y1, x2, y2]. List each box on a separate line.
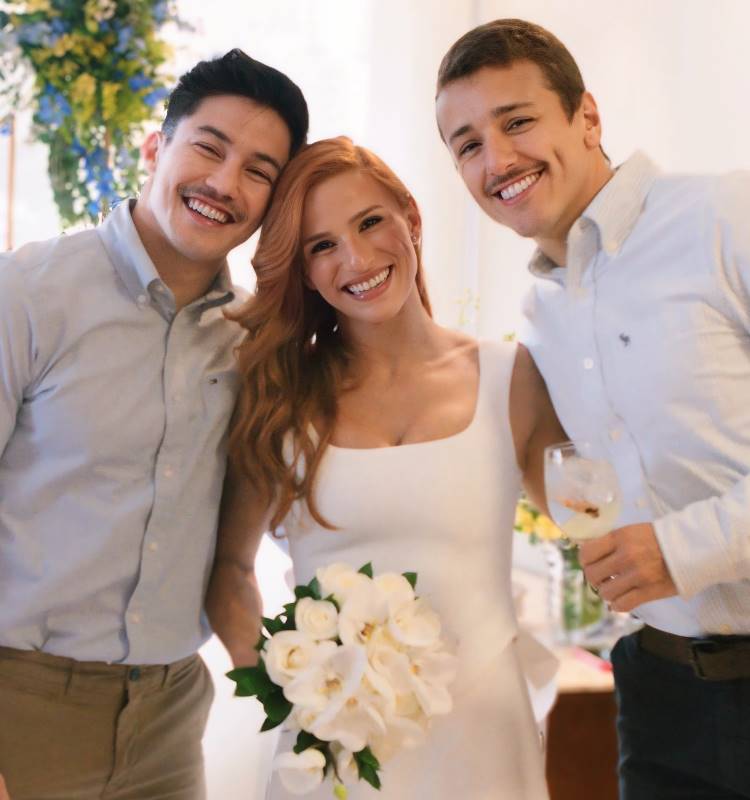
[308, 216, 385, 256]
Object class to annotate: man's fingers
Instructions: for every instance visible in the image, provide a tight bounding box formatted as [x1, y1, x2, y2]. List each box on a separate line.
[578, 532, 618, 566]
[596, 570, 638, 603]
[582, 553, 621, 589]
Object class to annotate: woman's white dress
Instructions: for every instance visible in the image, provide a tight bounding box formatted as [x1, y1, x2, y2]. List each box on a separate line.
[267, 340, 550, 800]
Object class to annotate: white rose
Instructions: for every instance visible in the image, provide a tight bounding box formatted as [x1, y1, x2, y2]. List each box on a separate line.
[316, 563, 372, 603]
[274, 749, 326, 795]
[374, 572, 415, 614]
[388, 597, 442, 648]
[265, 630, 337, 688]
[295, 597, 339, 640]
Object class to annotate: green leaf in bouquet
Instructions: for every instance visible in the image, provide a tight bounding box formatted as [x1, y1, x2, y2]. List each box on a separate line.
[355, 746, 381, 770]
[263, 688, 293, 723]
[263, 615, 286, 636]
[254, 633, 268, 653]
[354, 746, 382, 790]
[402, 572, 417, 590]
[294, 576, 322, 600]
[226, 665, 276, 699]
[260, 715, 285, 732]
[358, 562, 374, 578]
[293, 730, 326, 754]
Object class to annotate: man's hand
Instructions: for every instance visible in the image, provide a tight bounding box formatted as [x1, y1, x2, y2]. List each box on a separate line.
[578, 523, 678, 612]
[0, 773, 11, 800]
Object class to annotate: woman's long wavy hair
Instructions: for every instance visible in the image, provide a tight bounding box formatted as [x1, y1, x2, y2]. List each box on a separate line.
[228, 137, 432, 533]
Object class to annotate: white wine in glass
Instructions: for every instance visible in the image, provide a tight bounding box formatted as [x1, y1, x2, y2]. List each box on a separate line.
[544, 441, 622, 541]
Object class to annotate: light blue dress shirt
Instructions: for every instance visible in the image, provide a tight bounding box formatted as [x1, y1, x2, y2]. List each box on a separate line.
[522, 152, 750, 637]
[0, 200, 244, 664]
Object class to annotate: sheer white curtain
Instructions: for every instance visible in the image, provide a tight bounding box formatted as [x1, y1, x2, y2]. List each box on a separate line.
[2, 2, 749, 797]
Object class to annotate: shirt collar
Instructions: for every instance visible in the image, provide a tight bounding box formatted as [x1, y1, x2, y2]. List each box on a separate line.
[98, 199, 236, 315]
[529, 151, 660, 281]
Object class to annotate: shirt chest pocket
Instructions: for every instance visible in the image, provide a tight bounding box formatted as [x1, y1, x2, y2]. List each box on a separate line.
[200, 369, 240, 425]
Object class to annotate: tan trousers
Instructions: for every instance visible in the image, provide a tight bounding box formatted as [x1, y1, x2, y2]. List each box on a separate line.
[0, 646, 214, 800]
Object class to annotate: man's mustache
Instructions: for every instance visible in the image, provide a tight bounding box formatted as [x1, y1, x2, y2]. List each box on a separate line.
[178, 185, 245, 223]
[484, 165, 544, 197]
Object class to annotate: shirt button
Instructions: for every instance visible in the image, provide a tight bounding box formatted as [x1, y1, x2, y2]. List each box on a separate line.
[148, 541, 159, 552]
[136, 294, 148, 308]
[609, 429, 621, 442]
[583, 357, 594, 370]
[163, 466, 174, 479]
[129, 612, 142, 624]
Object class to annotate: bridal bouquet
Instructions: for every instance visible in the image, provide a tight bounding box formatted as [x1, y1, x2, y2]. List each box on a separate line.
[228, 562, 456, 798]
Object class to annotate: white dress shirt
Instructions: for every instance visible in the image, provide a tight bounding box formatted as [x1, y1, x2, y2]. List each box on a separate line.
[0, 200, 244, 663]
[521, 152, 750, 637]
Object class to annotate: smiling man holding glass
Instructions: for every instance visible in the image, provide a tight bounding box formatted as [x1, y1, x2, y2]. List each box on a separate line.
[436, 17, 750, 800]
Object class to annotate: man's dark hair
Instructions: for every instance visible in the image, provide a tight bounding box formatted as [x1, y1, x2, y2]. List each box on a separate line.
[162, 49, 309, 157]
[437, 19, 585, 120]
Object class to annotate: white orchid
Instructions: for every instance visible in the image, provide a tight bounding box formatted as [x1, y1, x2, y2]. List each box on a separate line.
[265, 630, 337, 688]
[409, 647, 457, 716]
[284, 645, 367, 726]
[316, 563, 373, 604]
[274, 748, 326, 795]
[388, 596, 442, 648]
[295, 597, 339, 641]
[312, 687, 387, 752]
[338, 582, 390, 647]
[370, 713, 428, 763]
[332, 744, 359, 784]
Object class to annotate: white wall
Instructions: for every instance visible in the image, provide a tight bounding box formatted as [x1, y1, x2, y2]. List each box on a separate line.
[2, 2, 749, 797]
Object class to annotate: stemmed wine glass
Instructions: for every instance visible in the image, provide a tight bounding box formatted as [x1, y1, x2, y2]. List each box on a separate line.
[543, 441, 622, 541]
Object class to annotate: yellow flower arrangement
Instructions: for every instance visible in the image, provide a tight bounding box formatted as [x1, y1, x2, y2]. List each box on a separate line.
[514, 496, 563, 543]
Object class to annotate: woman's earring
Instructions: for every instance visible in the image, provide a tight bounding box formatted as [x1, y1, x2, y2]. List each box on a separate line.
[411, 234, 419, 244]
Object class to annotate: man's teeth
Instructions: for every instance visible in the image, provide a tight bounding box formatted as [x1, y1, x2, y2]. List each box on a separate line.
[186, 197, 229, 223]
[347, 267, 390, 295]
[499, 171, 541, 201]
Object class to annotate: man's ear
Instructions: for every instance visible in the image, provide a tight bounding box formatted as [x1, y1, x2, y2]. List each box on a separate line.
[141, 130, 165, 176]
[580, 92, 603, 150]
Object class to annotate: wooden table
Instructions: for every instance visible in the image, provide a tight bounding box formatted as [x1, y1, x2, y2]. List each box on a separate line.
[546, 651, 619, 800]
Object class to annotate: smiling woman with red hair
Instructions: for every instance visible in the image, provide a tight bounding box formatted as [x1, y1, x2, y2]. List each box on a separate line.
[207, 136, 564, 799]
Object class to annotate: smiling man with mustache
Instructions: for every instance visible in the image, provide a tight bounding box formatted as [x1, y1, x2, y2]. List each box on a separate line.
[436, 18, 750, 800]
[0, 49, 308, 799]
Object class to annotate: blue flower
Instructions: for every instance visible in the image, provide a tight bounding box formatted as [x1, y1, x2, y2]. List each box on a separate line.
[50, 18, 69, 35]
[143, 87, 169, 108]
[114, 25, 133, 54]
[153, 0, 169, 23]
[17, 21, 52, 46]
[87, 200, 101, 217]
[128, 74, 152, 92]
[36, 87, 70, 129]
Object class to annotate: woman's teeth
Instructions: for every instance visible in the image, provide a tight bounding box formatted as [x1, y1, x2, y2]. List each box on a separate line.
[347, 267, 390, 295]
[499, 171, 541, 201]
[186, 197, 229, 223]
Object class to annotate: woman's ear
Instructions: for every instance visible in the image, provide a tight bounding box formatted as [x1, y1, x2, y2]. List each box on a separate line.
[405, 196, 422, 245]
